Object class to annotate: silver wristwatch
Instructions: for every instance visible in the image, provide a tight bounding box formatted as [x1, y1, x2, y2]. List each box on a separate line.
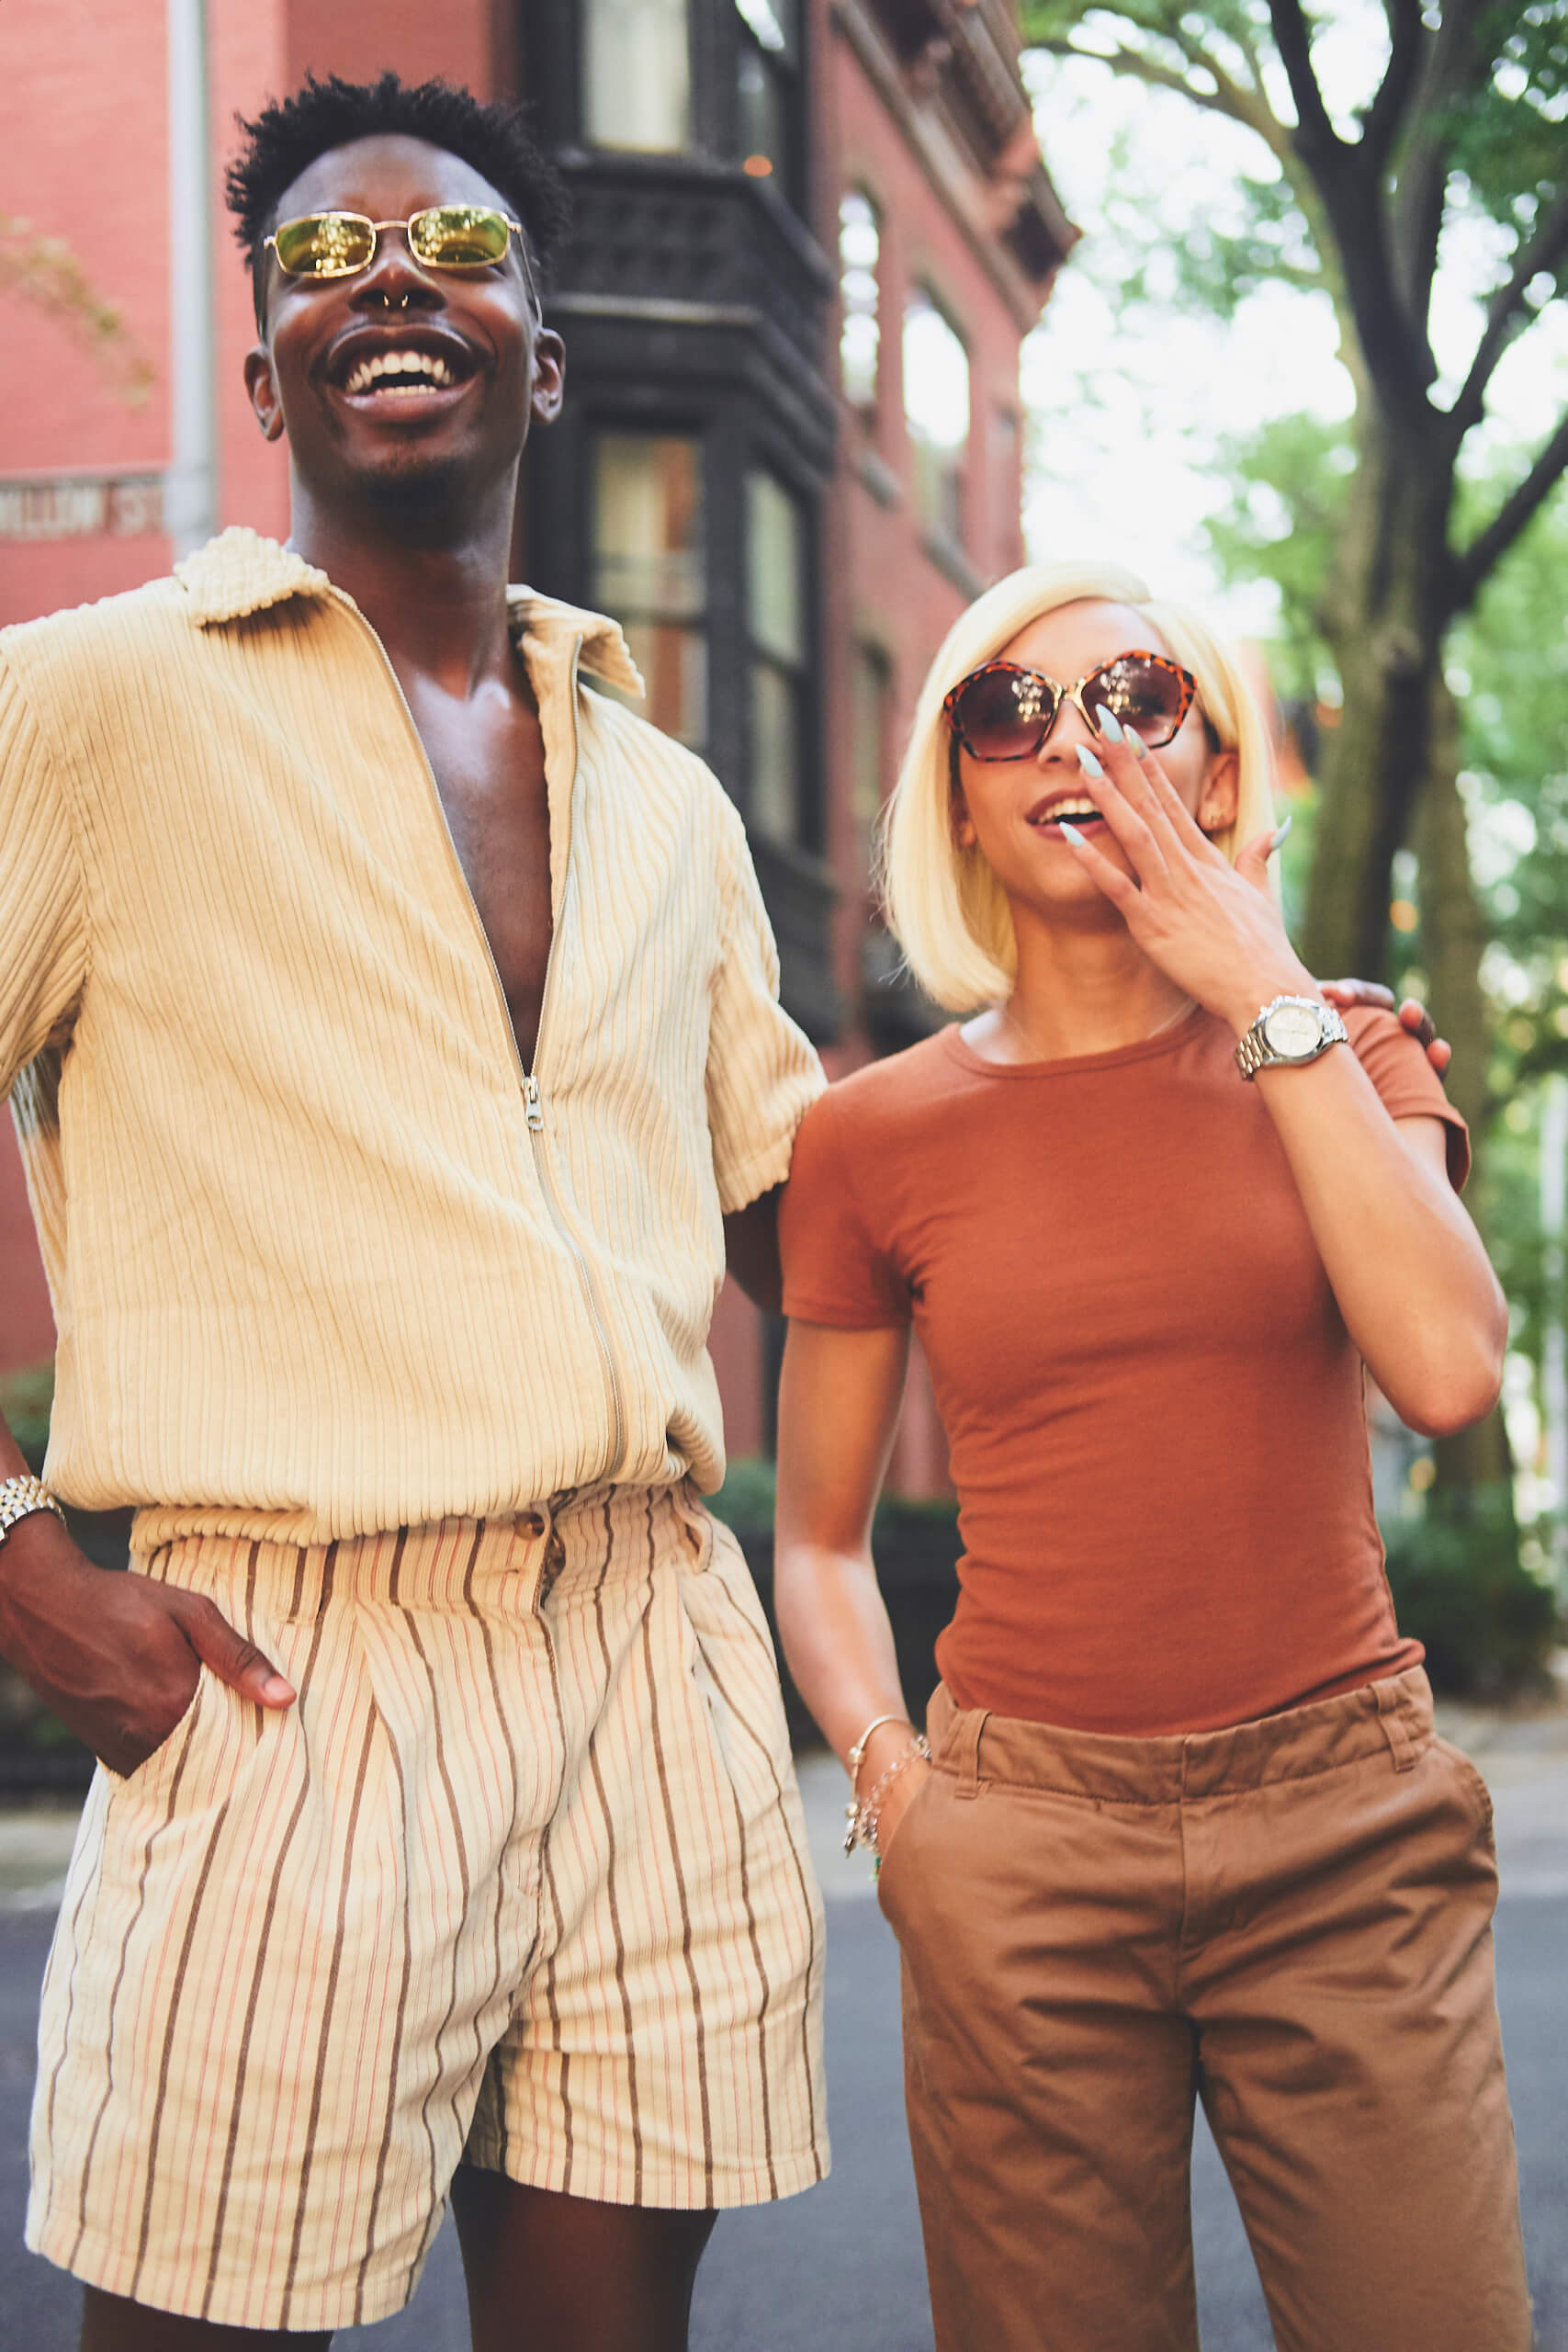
[1234, 993, 1348, 1080]
[0, 1475, 66, 1544]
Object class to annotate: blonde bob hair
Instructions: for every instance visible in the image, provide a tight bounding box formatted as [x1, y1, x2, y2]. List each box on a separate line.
[881, 561, 1279, 1012]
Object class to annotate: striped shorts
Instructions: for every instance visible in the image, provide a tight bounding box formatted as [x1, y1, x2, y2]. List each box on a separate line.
[28, 1483, 829, 2332]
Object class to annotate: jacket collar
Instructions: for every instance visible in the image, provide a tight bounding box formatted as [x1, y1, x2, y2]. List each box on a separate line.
[174, 526, 644, 696]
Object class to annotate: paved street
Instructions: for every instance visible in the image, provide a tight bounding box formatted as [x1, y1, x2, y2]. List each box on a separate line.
[1, 1702, 1563, 2351]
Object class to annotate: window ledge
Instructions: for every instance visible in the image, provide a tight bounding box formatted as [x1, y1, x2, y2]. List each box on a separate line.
[919, 528, 985, 599]
[854, 447, 901, 508]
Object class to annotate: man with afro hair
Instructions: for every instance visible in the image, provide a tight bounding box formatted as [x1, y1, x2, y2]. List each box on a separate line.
[0, 72, 829, 2349]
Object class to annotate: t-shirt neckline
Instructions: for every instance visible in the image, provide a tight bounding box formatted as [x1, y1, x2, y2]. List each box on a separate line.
[943, 1002, 1210, 1080]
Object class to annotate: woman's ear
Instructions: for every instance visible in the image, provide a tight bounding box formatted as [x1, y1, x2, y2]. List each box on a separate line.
[1198, 748, 1240, 836]
[951, 780, 977, 851]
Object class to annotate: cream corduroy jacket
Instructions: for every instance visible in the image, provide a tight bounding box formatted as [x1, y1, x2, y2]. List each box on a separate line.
[0, 530, 824, 1547]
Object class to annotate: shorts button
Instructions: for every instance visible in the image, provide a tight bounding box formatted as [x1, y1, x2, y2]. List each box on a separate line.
[517, 1510, 545, 1538]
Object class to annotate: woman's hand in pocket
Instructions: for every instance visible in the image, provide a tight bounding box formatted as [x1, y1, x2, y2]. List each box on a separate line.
[875, 1753, 931, 1862]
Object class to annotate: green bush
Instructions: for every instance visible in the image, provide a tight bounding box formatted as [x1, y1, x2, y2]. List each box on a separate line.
[0, 1358, 52, 1472]
[1382, 1487, 1561, 1696]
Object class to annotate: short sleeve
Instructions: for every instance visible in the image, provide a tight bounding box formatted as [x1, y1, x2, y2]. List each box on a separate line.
[1346, 1006, 1470, 1191]
[0, 650, 86, 1100]
[706, 802, 825, 1214]
[779, 1088, 912, 1327]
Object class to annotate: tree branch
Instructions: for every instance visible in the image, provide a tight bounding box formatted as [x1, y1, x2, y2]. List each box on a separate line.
[1266, 0, 1341, 159]
[1387, 0, 1494, 322]
[1448, 187, 1568, 437]
[1029, 33, 1287, 152]
[1361, 0, 1426, 176]
[1449, 408, 1568, 613]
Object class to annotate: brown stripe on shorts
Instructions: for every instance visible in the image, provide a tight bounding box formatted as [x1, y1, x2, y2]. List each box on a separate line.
[199, 1565, 336, 2316]
[457, 1523, 526, 2188]
[279, 1694, 380, 2327]
[703, 1583, 824, 2181]
[355, 1700, 416, 2325]
[641, 1494, 714, 2205]
[691, 1643, 776, 2195]
[68, 1690, 208, 2266]
[588, 1498, 643, 2199]
[39, 1811, 107, 2238]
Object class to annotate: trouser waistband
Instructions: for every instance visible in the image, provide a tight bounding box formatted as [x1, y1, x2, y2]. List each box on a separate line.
[930, 1665, 1434, 1806]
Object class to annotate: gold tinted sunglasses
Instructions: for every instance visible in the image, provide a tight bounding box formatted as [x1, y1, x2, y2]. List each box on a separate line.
[265, 207, 539, 313]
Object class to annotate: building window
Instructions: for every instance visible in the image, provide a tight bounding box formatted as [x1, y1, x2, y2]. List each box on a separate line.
[734, 0, 802, 201]
[903, 291, 970, 547]
[840, 191, 881, 413]
[746, 468, 809, 845]
[584, 0, 691, 153]
[591, 434, 706, 750]
[852, 640, 891, 888]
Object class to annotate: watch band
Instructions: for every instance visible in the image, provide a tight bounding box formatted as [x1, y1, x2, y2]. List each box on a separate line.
[0, 1474, 67, 1544]
[1235, 994, 1349, 1081]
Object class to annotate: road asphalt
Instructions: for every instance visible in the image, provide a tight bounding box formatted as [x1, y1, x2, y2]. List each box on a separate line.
[0, 1688, 1563, 2349]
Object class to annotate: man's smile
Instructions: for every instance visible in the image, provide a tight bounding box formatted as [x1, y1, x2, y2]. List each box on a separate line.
[319, 322, 482, 417]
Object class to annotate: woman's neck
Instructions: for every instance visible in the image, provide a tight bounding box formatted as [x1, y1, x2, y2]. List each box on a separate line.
[970, 922, 1193, 1066]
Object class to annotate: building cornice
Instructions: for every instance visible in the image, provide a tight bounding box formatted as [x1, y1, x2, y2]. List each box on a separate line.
[833, 0, 1077, 331]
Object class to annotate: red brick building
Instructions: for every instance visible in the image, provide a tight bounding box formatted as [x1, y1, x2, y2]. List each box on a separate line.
[0, 0, 1072, 1490]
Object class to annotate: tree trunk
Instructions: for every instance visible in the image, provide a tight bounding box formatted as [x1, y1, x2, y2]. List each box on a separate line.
[1301, 412, 1455, 980]
[1415, 683, 1514, 1499]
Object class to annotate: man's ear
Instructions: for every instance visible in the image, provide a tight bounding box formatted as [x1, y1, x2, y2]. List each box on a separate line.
[244, 344, 287, 442]
[1199, 747, 1240, 835]
[529, 327, 566, 428]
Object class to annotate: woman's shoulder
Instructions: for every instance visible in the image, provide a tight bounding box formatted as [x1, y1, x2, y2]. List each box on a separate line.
[811, 1029, 961, 1139]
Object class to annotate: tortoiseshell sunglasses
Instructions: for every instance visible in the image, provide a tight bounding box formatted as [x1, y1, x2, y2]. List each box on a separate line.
[942, 650, 1198, 761]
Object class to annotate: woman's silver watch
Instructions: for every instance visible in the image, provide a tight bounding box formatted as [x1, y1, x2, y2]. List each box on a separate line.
[1235, 993, 1348, 1080]
[0, 1475, 67, 1544]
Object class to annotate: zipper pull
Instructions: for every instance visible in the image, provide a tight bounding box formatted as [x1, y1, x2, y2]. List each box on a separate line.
[524, 1074, 544, 1131]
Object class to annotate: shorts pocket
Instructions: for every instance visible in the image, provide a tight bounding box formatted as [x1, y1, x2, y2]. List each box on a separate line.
[1434, 1736, 1495, 1842]
[113, 1663, 208, 1794]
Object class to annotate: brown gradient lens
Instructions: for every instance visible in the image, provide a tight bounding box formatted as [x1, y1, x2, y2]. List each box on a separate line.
[1080, 653, 1192, 748]
[948, 663, 1064, 760]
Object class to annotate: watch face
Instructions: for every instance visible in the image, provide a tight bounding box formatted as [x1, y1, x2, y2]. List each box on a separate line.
[1261, 1001, 1324, 1058]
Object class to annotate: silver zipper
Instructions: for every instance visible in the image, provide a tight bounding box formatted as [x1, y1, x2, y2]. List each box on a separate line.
[332, 597, 629, 1477]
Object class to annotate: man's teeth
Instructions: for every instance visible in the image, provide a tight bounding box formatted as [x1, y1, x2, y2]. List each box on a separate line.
[342, 349, 458, 395]
[1036, 798, 1101, 823]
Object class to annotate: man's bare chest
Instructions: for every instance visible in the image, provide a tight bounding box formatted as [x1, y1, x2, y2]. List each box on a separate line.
[402, 684, 554, 1069]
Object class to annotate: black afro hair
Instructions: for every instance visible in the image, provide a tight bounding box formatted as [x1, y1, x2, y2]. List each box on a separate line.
[224, 72, 570, 325]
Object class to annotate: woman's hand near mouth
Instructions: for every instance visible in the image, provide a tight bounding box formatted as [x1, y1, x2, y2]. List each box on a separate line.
[1053, 726, 1312, 1037]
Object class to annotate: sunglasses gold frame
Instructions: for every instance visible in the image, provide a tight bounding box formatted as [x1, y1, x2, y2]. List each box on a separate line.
[265, 207, 540, 317]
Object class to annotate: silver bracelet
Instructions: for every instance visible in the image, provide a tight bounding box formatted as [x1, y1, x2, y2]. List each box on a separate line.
[844, 1735, 931, 1857]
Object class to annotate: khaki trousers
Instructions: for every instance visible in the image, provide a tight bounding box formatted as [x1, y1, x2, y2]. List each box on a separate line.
[876, 1669, 1532, 2352]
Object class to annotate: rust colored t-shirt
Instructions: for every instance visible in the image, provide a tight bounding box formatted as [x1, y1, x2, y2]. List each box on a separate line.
[779, 1006, 1469, 1736]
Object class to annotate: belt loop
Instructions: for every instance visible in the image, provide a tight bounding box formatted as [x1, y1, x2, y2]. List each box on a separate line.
[953, 1708, 991, 1800]
[1375, 1677, 1418, 1772]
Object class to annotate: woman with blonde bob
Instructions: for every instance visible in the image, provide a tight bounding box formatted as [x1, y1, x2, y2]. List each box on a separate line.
[773, 562, 1531, 2352]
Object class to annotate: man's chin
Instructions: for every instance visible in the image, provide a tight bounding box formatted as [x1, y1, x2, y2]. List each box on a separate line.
[337, 451, 482, 534]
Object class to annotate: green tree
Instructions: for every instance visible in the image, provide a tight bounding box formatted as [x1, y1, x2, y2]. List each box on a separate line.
[1021, 0, 1568, 1495]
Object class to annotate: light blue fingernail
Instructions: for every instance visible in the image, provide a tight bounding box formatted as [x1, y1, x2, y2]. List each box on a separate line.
[1124, 728, 1147, 762]
[1270, 810, 1293, 851]
[1096, 707, 1123, 743]
[1076, 743, 1105, 778]
[1058, 820, 1085, 844]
